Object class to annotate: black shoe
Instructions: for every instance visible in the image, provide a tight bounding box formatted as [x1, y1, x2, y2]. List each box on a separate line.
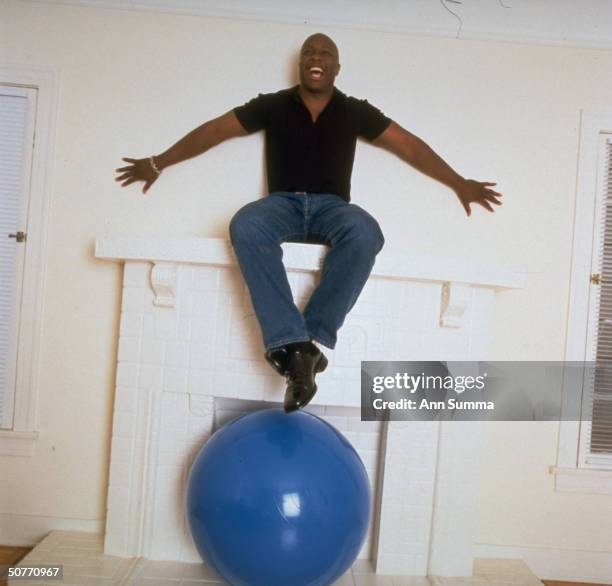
[264, 347, 289, 376]
[283, 341, 328, 413]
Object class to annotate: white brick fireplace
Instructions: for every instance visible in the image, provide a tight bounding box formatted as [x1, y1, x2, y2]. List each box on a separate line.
[95, 235, 523, 578]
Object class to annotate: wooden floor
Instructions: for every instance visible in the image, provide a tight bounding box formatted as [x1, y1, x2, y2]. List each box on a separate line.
[543, 582, 610, 586]
[0, 545, 608, 586]
[0, 546, 33, 586]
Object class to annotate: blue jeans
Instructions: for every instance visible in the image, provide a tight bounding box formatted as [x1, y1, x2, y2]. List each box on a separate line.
[229, 192, 385, 351]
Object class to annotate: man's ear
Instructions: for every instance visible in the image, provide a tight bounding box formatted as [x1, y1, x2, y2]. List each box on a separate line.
[336, 63, 341, 76]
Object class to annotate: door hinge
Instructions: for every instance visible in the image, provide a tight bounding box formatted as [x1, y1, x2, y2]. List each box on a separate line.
[8, 231, 27, 243]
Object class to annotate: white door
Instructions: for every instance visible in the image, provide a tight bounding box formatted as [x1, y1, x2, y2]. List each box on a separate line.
[0, 85, 37, 429]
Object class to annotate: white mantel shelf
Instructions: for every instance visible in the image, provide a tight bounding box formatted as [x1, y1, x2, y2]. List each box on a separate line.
[95, 235, 525, 291]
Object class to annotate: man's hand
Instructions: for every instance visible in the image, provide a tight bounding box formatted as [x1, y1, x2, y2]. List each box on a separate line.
[115, 157, 160, 195]
[454, 179, 502, 217]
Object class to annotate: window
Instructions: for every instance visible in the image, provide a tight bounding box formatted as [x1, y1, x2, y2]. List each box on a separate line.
[0, 67, 57, 456]
[555, 110, 612, 493]
[0, 85, 36, 430]
[579, 132, 612, 469]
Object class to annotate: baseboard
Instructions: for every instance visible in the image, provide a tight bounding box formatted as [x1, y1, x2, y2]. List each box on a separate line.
[475, 543, 612, 584]
[0, 513, 103, 546]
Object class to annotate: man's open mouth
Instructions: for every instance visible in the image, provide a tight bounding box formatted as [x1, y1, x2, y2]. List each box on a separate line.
[309, 66, 324, 80]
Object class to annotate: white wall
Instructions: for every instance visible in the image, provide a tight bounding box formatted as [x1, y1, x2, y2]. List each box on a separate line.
[1, 0, 612, 563]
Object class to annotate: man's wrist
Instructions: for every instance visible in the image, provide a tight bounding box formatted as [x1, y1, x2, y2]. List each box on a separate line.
[152, 153, 170, 172]
[149, 156, 162, 175]
[449, 175, 467, 192]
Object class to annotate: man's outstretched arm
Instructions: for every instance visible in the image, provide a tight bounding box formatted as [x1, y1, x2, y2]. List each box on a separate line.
[115, 110, 247, 194]
[373, 121, 502, 216]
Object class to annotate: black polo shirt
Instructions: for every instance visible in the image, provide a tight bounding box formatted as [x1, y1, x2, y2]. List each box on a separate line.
[233, 86, 391, 202]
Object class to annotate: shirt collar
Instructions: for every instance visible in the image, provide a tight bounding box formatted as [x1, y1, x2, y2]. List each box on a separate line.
[291, 85, 340, 104]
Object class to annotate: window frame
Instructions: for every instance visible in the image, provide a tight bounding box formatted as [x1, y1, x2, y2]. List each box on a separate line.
[0, 66, 58, 457]
[555, 110, 612, 493]
[1, 84, 37, 430]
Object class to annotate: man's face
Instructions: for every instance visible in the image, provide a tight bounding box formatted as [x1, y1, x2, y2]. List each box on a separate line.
[299, 34, 341, 94]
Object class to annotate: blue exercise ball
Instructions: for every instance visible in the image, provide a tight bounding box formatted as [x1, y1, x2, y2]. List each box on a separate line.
[186, 408, 371, 586]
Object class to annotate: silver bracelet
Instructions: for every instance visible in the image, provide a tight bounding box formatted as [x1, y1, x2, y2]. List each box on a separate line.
[149, 156, 161, 175]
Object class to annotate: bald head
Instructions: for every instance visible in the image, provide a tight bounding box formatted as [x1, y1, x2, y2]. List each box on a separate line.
[299, 33, 341, 94]
[301, 33, 339, 62]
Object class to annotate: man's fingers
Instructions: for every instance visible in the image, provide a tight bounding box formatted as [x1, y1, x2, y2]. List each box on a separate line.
[115, 165, 134, 172]
[479, 200, 494, 212]
[480, 182, 502, 196]
[121, 177, 138, 187]
[115, 172, 132, 182]
[484, 193, 502, 205]
[122, 157, 137, 163]
[144, 176, 158, 193]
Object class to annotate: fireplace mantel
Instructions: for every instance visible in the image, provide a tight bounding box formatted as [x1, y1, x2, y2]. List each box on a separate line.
[96, 235, 523, 288]
[95, 234, 524, 578]
[96, 235, 523, 325]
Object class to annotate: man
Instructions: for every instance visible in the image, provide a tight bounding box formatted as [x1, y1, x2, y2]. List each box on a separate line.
[115, 33, 501, 413]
